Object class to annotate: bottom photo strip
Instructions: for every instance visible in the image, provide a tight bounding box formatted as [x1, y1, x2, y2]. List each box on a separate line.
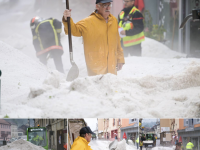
[0, 118, 199, 150]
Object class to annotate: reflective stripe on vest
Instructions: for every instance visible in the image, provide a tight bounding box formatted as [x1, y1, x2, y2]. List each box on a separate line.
[36, 45, 63, 56]
[186, 142, 194, 150]
[35, 19, 59, 50]
[119, 6, 145, 47]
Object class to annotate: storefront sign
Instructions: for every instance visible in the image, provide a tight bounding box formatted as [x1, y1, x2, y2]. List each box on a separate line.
[164, 0, 177, 3]
[161, 127, 170, 132]
[185, 127, 194, 132]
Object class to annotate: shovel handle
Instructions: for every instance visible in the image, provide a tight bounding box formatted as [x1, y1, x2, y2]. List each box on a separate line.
[66, 0, 73, 53]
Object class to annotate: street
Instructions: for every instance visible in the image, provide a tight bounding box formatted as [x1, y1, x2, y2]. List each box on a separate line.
[89, 139, 136, 150]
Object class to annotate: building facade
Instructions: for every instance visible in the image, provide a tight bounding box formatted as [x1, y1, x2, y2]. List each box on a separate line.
[97, 118, 104, 139]
[178, 118, 200, 150]
[5, 121, 18, 138]
[120, 119, 138, 145]
[0, 120, 11, 140]
[34, 119, 67, 150]
[68, 119, 87, 149]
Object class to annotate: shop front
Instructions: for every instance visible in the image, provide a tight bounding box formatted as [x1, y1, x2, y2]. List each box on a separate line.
[178, 127, 200, 150]
[120, 125, 138, 144]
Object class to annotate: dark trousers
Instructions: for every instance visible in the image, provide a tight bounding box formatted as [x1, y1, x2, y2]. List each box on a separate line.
[140, 146, 142, 150]
[38, 49, 64, 73]
[122, 43, 142, 57]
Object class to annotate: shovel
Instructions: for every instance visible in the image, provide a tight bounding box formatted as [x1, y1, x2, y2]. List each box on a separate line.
[66, 0, 79, 81]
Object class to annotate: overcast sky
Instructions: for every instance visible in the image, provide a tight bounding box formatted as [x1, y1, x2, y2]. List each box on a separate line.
[84, 118, 98, 131]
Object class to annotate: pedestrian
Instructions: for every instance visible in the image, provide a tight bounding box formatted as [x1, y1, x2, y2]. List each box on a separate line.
[176, 142, 182, 150]
[63, 0, 125, 76]
[181, 142, 184, 150]
[186, 139, 194, 150]
[136, 136, 139, 149]
[118, 0, 145, 57]
[30, 16, 64, 73]
[139, 138, 143, 150]
[115, 135, 118, 140]
[63, 142, 67, 150]
[70, 126, 94, 150]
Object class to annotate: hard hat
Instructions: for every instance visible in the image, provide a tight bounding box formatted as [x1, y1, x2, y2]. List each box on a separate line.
[30, 16, 41, 29]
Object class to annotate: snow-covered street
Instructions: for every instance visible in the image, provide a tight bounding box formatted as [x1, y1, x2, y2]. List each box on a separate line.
[89, 140, 136, 150]
[0, 139, 45, 150]
[0, 0, 200, 118]
[152, 146, 175, 150]
[1, 36, 200, 118]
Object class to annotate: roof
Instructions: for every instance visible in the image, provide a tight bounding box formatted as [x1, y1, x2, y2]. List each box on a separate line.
[4, 120, 17, 125]
[0, 120, 11, 125]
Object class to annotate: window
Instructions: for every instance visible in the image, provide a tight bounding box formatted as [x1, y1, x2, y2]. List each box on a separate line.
[197, 119, 200, 123]
[185, 119, 189, 125]
[1, 131, 5, 135]
[113, 119, 115, 126]
[118, 119, 121, 126]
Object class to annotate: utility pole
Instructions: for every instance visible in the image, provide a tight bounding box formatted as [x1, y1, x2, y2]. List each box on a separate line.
[28, 119, 30, 127]
[0, 70, 2, 110]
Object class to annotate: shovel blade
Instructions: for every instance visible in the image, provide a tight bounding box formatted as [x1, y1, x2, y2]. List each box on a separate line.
[66, 63, 79, 81]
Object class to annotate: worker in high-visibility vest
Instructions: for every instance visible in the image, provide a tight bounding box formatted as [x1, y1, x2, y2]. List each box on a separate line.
[136, 136, 139, 149]
[186, 140, 194, 150]
[118, 0, 145, 57]
[139, 138, 143, 150]
[30, 16, 64, 73]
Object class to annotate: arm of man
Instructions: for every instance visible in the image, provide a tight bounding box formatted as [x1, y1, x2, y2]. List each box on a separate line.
[62, 9, 87, 37]
[125, 11, 144, 36]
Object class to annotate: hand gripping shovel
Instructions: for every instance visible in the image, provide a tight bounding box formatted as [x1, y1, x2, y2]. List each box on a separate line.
[66, 0, 79, 81]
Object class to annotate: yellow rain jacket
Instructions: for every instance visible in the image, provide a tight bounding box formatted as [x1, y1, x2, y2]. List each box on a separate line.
[70, 136, 93, 150]
[62, 12, 125, 76]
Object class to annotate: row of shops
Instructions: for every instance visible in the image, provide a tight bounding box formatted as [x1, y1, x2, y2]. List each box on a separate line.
[98, 118, 139, 145]
[178, 119, 200, 150]
[34, 119, 67, 150]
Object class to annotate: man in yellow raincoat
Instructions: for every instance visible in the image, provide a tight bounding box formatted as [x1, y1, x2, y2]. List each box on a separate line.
[63, 0, 125, 76]
[70, 126, 94, 150]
